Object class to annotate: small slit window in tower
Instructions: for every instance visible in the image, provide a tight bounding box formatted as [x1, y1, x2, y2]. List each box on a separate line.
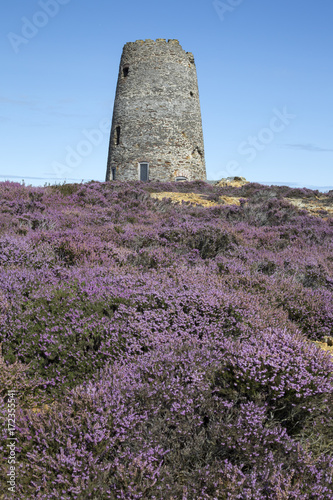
[192, 146, 203, 157]
[123, 66, 129, 77]
[175, 176, 187, 182]
[139, 162, 149, 181]
[111, 168, 116, 180]
[190, 92, 194, 97]
[115, 126, 121, 145]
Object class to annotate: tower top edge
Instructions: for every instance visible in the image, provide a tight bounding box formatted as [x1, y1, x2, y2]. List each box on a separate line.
[124, 39, 183, 48]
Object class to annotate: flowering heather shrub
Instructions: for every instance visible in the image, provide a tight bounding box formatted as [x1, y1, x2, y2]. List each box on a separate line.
[0, 235, 56, 269]
[1, 265, 283, 398]
[0, 350, 46, 410]
[215, 182, 320, 200]
[2, 333, 332, 498]
[0, 180, 332, 498]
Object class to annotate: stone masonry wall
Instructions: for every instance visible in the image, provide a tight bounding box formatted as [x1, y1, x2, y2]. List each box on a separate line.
[106, 39, 206, 182]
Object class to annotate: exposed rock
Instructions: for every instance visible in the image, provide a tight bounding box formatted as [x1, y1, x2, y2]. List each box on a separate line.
[217, 176, 249, 188]
[287, 197, 333, 218]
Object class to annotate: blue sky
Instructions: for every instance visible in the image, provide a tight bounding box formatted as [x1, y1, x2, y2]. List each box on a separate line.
[1, 0, 332, 189]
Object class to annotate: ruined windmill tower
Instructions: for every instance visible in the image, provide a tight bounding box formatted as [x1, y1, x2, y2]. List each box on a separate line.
[105, 39, 206, 182]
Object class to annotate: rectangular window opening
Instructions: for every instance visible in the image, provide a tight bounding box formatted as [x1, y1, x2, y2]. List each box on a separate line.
[115, 126, 120, 146]
[139, 162, 149, 182]
[111, 167, 116, 180]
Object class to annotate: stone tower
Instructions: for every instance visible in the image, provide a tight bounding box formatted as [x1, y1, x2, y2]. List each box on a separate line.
[105, 39, 206, 182]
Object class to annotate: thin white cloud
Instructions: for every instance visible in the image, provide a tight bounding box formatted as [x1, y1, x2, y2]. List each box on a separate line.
[283, 143, 333, 152]
[0, 96, 36, 106]
[0, 95, 88, 118]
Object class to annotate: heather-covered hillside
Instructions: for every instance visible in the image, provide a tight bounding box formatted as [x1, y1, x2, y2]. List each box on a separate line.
[0, 180, 333, 499]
